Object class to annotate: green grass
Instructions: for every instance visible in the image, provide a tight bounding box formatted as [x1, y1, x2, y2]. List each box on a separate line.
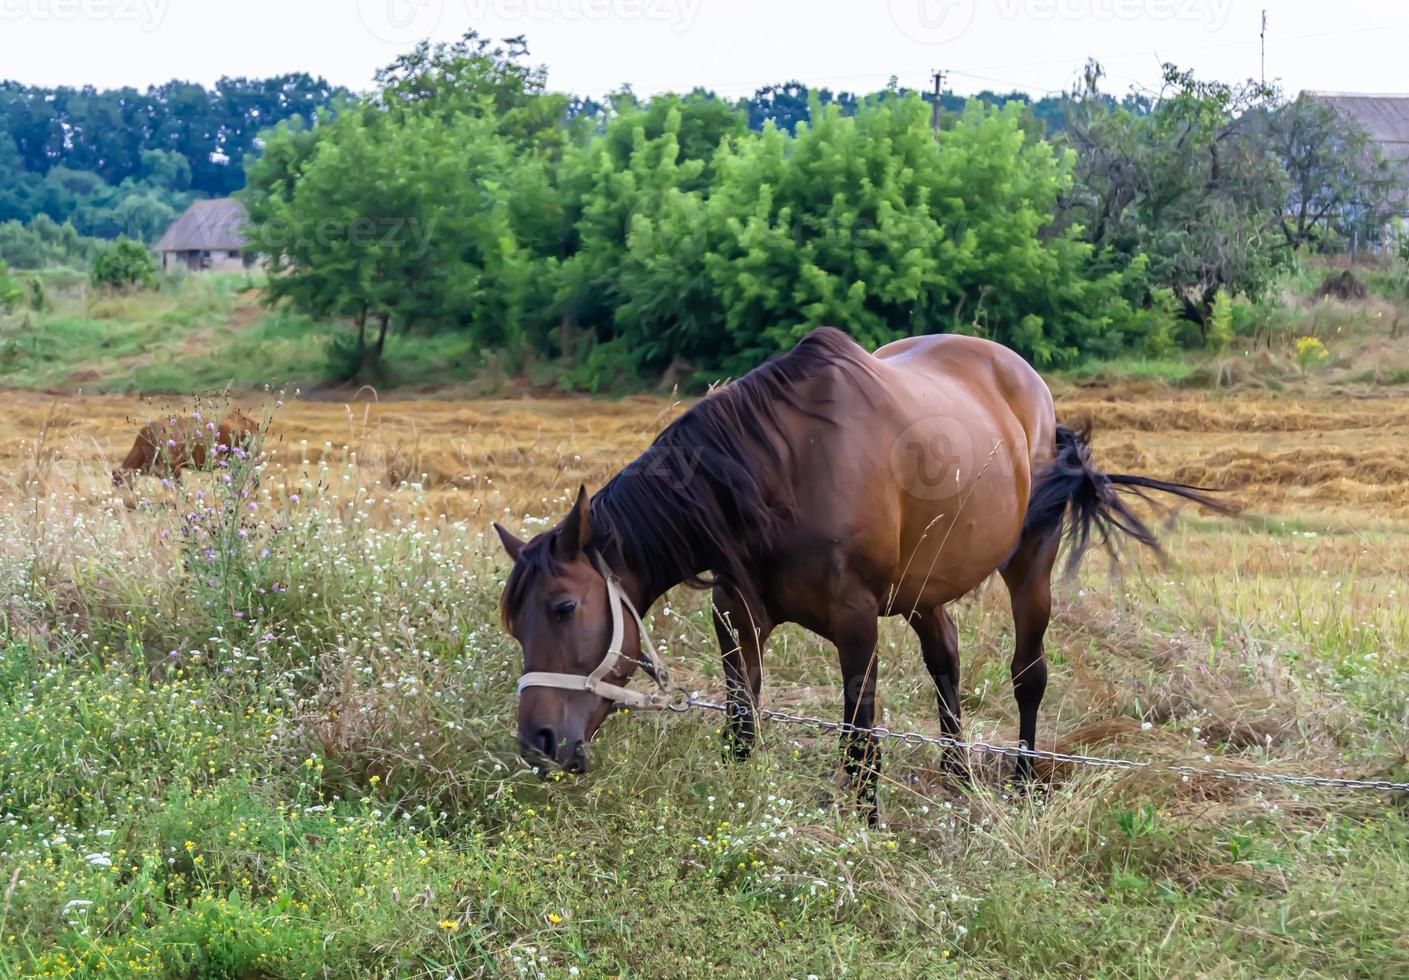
[1057, 355, 1200, 386]
[1, 437, 1407, 977]
[0, 274, 509, 396]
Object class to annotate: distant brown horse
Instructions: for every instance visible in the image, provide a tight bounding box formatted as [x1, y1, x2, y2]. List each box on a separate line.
[494, 328, 1224, 818]
[112, 411, 258, 487]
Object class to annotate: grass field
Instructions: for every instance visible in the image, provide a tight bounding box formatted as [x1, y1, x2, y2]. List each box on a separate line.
[1, 382, 1407, 978]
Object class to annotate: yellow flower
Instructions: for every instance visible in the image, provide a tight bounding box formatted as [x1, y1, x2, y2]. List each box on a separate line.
[548, 913, 563, 924]
[437, 920, 459, 931]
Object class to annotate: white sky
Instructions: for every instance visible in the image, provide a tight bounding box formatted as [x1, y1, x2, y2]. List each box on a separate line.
[2, 0, 1406, 101]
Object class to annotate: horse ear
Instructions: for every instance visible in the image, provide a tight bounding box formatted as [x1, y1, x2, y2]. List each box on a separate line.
[555, 485, 591, 560]
[493, 522, 525, 561]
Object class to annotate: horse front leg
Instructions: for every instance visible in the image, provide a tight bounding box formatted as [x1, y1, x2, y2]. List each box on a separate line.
[711, 585, 770, 761]
[834, 598, 882, 825]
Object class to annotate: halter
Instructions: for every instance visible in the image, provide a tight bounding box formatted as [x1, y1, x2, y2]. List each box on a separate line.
[516, 551, 680, 710]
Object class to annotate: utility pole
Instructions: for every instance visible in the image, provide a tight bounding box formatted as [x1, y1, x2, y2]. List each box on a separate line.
[931, 69, 947, 132]
[1260, 9, 1267, 88]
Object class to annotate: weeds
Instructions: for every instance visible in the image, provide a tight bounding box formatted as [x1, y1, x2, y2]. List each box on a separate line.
[0, 389, 1406, 977]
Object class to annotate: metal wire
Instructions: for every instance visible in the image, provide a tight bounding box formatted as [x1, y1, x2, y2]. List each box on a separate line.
[672, 694, 1409, 794]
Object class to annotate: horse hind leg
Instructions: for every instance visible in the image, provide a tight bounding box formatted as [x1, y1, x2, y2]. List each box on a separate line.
[909, 605, 967, 778]
[831, 593, 882, 825]
[999, 525, 1061, 783]
[711, 585, 770, 761]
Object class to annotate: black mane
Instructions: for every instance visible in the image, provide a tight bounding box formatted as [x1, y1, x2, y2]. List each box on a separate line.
[502, 327, 872, 617]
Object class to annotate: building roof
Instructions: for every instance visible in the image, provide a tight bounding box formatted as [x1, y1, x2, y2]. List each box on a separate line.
[1303, 92, 1409, 144]
[1302, 92, 1409, 199]
[154, 198, 249, 252]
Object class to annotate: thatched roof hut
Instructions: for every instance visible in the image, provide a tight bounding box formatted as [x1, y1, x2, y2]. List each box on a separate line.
[154, 198, 255, 272]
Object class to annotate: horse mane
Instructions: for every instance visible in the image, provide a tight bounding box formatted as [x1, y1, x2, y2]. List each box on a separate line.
[501, 327, 874, 620]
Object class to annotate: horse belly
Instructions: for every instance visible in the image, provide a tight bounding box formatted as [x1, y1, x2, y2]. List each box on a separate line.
[885, 399, 1032, 608]
[890, 470, 1026, 609]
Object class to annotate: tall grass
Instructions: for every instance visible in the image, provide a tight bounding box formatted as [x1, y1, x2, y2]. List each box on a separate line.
[0, 392, 1406, 977]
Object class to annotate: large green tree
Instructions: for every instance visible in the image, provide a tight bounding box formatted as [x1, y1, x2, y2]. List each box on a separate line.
[1060, 63, 1289, 329]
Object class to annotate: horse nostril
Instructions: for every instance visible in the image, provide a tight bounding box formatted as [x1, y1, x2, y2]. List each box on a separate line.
[531, 727, 557, 760]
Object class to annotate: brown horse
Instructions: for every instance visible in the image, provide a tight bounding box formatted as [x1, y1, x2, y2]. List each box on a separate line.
[494, 328, 1223, 815]
[112, 411, 258, 487]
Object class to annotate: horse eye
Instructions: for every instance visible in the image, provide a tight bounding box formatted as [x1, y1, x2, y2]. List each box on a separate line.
[551, 599, 577, 622]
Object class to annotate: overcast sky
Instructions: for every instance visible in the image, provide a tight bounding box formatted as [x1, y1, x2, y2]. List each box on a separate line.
[2, 0, 1406, 101]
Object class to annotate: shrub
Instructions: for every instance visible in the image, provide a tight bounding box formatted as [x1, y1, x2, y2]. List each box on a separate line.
[1206, 289, 1234, 352]
[1294, 335, 1329, 376]
[0, 260, 22, 312]
[90, 236, 157, 291]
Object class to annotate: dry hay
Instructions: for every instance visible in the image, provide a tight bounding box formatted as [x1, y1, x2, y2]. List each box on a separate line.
[1317, 269, 1369, 301]
[3, 382, 1409, 520]
[1057, 393, 1409, 433]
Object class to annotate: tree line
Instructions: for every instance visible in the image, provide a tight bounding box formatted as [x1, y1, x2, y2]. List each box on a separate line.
[244, 34, 1396, 383]
[0, 74, 348, 253]
[0, 62, 1057, 272]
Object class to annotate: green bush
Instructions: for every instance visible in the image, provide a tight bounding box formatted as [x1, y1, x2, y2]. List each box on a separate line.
[1206, 289, 1234, 352]
[0, 260, 22, 312]
[90, 235, 157, 291]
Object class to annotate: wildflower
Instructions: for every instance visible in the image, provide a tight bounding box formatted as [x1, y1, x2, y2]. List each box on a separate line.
[547, 913, 562, 924]
[437, 920, 458, 931]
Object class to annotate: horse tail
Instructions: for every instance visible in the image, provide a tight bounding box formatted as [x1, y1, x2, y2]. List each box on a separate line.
[1022, 424, 1231, 573]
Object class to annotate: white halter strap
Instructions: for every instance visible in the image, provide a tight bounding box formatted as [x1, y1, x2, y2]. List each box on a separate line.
[516, 551, 677, 710]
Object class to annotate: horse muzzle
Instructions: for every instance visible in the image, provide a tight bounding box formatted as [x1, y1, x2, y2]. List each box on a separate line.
[520, 726, 589, 774]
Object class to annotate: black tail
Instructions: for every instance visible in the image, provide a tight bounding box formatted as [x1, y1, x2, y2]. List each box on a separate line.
[1023, 424, 1232, 573]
